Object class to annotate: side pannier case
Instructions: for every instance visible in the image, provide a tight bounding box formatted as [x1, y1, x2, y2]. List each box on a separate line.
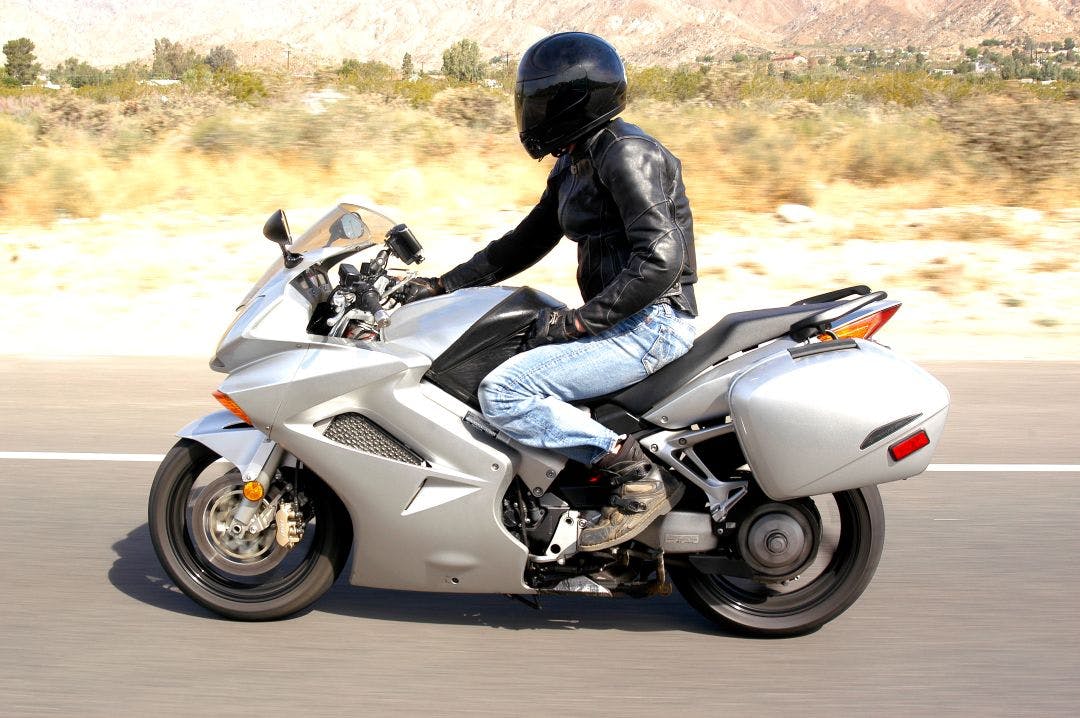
[728, 339, 950, 500]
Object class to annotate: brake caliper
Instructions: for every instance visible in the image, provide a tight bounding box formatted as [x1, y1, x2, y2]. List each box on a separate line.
[274, 502, 305, 548]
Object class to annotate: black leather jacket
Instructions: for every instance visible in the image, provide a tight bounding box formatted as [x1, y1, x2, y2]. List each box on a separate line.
[441, 118, 697, 334]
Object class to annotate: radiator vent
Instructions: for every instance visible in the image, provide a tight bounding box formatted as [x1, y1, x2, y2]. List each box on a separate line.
[323, 413, 423, 466]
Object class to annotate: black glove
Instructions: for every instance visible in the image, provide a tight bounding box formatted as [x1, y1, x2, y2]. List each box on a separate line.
[526, 308, 583, 349]
[396, 276, 445, 304]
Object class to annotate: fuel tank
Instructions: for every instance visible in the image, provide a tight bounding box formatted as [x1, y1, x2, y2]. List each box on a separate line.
[385, 286, 565, 407]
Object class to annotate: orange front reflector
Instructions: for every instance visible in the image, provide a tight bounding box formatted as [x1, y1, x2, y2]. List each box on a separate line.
[821, 305, 901, 342]
[889, 430, 930, 462]
[243, 480, 265, 502]
[213, 390, 253, 425]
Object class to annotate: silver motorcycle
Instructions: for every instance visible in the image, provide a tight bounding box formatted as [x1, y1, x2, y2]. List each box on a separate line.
[148, 200, 950, 635]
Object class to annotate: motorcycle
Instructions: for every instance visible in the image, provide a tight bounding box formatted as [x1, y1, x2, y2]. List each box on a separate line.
[148, 200, 950, 635]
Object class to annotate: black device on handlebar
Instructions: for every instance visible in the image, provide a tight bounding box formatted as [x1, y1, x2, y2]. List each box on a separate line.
[386, 224, 424, 265]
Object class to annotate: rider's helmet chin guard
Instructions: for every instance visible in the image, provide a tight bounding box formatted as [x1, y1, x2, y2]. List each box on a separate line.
[514, 32, 628, 160]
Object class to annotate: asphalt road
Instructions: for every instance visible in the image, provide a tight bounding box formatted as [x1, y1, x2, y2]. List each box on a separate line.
[1, 358, 1078, 716]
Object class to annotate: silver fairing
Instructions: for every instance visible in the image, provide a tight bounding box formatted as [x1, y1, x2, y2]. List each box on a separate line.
[208, 256, 563, 593]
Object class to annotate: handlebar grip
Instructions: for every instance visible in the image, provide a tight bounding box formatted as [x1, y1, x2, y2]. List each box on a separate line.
[358, 287, 390, 327]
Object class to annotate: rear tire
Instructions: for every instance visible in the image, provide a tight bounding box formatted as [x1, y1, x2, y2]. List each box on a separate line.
[148, 439, 352, 620]
[672, 486, 884, 637]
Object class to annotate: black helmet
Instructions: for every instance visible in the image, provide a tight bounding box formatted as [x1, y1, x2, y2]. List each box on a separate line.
[515, 32, 627, 159]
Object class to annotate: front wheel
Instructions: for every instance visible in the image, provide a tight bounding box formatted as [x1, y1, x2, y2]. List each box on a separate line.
[672, 486, 885, 637]
[148, 439, 352, 620]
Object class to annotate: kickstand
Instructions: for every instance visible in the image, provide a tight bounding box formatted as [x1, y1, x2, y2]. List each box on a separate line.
[505, 593, 542, 610]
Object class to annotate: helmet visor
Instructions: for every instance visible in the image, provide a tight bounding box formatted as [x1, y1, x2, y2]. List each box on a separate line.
[515, 75, 588, 144]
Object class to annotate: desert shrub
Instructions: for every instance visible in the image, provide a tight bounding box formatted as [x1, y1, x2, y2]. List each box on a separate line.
[49, 57, 109, 88]
[734, 70, 1007, 107]
[37, 93, 143, 141]
[337, 60, 396, 96]
[432, 88, 514, 132]
[937, 93, 1080, 182]
[628, 65, 708, 102]
[74, 77, 148, 103]
[43, 158, 98, 217]
[217, 69, 267, 103]
[254, 107, 338, 166]
[396, 76, 445, 107]
[715, 114, 816, 206]
[0, 114, 33, 187]
[189, 113, 246, 154]
[181, 64, 214, 93]
[833, 117, 951, 185]
[106, 120, 155, 160]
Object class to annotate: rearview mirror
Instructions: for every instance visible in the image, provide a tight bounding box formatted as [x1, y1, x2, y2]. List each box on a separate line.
[263, 209, 292, 246]
[263, 209, 301, 268]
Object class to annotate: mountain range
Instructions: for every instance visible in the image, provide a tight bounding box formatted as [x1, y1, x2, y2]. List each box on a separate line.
[3, 0, 1079, 69]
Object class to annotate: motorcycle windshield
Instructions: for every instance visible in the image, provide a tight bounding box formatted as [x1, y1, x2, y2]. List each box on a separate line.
[290, 202, 397, 254]
[244, 203, 397, 304]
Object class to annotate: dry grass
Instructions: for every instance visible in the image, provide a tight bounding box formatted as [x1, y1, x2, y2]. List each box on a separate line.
[1, 82, 1078, 229]
[1030, 257, 1073, 273]
[914, 216, 1016, 244]
[910, 257, 967, 296]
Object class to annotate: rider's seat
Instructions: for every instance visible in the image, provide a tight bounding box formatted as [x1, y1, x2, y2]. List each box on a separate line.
[594, 302, 841, 417]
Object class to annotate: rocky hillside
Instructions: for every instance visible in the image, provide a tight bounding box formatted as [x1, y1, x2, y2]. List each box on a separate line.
[785, 0, 1080, 48]
[3, 0, 1079, 68]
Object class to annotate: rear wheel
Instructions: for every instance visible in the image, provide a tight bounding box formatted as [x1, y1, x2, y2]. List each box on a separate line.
[672, 486, 884, 636]
[148, 439, 352, 620]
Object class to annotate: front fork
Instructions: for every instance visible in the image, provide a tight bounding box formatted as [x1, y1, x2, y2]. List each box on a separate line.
[227, 440, 285, 537]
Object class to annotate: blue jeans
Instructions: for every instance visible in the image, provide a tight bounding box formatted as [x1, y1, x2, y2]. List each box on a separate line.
[478, 302, 697, 465]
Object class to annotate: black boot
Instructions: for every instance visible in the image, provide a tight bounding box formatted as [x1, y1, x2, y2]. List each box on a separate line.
[578, 437, 684, 552]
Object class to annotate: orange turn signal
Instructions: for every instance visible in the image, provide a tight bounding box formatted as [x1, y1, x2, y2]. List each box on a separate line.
[820, 305, 901, 342]
[213, 390, 253, 425]
[242, 480, 265, 502]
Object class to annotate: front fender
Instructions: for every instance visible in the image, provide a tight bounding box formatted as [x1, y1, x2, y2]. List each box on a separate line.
[177, 410, 268, 470]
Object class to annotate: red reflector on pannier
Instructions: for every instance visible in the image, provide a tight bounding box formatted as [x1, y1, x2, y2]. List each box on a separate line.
[889, 429, 930, 461]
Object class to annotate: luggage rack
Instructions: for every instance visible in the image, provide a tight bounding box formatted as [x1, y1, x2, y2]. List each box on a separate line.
[789, 286, 889, 341]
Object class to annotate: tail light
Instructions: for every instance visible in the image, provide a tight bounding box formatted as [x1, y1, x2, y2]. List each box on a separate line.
[821, 304, 900, 342]
[889, 429, 930, 462]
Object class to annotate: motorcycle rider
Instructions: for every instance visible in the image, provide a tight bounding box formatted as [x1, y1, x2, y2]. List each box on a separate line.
[400, 32, 698, 551]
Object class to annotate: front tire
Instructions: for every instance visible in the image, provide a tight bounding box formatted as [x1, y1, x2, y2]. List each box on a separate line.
[148, 439, 351, 620]
[673, 486, 885, 637]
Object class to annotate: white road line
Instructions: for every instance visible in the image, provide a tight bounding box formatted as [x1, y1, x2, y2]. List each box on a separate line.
[0, 452, 1077, 472]
[0, 452, 166, 462]
[925, 464, 1080, 472]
